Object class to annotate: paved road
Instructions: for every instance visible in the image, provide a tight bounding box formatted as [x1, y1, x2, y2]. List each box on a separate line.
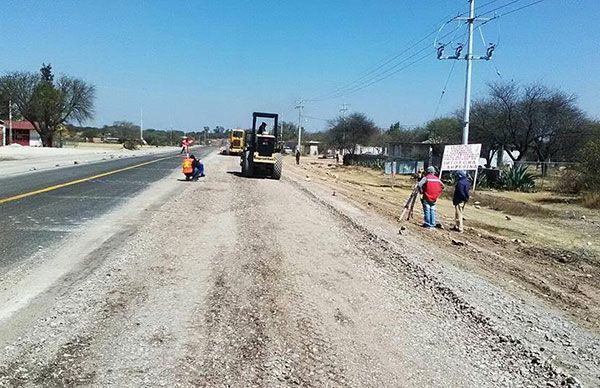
[0, 147, 210, 268]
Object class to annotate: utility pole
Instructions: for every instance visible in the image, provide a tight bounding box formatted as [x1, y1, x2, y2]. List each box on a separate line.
[340, 103, 349, 155]
[340, 103, 349, 117]
[463, 0, 475, 145]
[437, 0, 495, 144]
[295, 99, 304, 152]
[140, 108, 144, 144]
[8, 100, 12, 145]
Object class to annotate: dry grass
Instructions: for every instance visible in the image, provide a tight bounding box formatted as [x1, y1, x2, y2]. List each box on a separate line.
[582, 193, 600, 209]
[470, 192, 556, 218]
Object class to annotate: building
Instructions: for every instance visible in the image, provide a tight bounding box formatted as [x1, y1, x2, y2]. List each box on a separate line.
[384, 142, 432, 174]
[0, 120, 42, 146]
[308, 141, 320, 156]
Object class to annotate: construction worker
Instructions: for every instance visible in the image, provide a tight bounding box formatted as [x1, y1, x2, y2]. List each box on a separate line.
[258, 122, 267, 134]
[417, 166, 444, 229]
[180, 136, 188, 154]
[452, 170, 471, 232]
[190, 154, 205, 180]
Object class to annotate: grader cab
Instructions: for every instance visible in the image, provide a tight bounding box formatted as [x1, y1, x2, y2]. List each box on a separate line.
[240, 112, 283, 179]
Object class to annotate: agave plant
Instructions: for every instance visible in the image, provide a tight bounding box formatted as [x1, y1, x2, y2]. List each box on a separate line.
[500, 164, 536, 192]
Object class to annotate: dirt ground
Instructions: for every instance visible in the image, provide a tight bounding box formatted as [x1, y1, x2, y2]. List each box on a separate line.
[0, 152, 598, 387]
[290, 156, 600, 333]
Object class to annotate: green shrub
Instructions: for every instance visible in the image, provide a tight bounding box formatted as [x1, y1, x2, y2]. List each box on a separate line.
[500, 164, 536, 192]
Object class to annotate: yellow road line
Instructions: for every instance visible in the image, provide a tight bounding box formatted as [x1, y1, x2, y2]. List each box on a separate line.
[0, 155, 177, 205]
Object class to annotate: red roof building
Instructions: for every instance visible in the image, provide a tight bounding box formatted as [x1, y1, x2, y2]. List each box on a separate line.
[0, 120, 41, 146]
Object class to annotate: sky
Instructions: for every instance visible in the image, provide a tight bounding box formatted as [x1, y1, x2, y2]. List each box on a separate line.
[3, 0, 599, 132]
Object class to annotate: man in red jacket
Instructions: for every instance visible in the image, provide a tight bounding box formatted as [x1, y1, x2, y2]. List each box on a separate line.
[417, 166, 444, 229]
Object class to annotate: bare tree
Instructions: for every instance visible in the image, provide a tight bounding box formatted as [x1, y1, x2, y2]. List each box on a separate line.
[327, 113, 379, 155]
[0, 64, 95, 147]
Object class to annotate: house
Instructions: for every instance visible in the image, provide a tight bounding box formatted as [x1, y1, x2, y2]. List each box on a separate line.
[354, 145, 383, 155]
[0, 120, 42, 146]
[383, 142, 432, 174]
[308, 141, 320, 156]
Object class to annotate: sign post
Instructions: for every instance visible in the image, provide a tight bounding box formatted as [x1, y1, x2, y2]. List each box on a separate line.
[439, 143, 482, 190]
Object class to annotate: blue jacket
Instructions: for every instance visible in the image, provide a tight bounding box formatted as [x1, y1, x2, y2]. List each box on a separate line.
[453, 172, 471, 205]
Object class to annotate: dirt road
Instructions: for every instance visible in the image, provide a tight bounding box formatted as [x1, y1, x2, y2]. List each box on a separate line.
[0, 152, 597, 387]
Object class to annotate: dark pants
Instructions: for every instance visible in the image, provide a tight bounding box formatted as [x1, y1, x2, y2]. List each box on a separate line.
[192, 164, 204, 180]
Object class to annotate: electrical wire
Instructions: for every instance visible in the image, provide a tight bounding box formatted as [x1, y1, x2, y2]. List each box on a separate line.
[479, 0, 524, 17]
[479, 0, 549, 27]
[324, 51, 433, 100]
[307, 28, 442, 102]
[306, 0, 511, 103]
[433, 56, 457, 118]
[313, 23, 468, 101]
[304, 115, 330, 122]
[307, 0, 546, 104]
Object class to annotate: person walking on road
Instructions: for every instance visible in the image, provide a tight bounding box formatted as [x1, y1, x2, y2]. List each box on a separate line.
[417, 166, 444, 229]
[295, 149, 301, 165]
[452, 170, 471, 232]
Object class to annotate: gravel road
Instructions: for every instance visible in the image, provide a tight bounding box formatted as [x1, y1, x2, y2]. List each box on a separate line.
[0, 152, 596, 387]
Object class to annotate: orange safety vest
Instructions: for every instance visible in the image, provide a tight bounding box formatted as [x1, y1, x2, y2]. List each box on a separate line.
[182, 158, 194, 174]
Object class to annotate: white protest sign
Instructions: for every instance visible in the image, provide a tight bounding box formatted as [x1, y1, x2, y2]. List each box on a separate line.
[440, 143, 481, 172]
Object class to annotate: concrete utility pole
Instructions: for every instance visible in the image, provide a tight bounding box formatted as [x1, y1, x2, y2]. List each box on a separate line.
[8, 100, 12, 145]
[437, 0, 495, 144]
[140, 108, 144, 143]
[340, 103, 349, 118]
[340, 103, 349, 155]
[463, 0, 475, 145]
[295, 99, 304, 152]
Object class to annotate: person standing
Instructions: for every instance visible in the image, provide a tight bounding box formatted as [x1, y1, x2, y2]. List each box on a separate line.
[452, 170, 471, 232]
[417, 166, 444, 229]
[295, 149, 301, 165]
[180, 136, 188, 154]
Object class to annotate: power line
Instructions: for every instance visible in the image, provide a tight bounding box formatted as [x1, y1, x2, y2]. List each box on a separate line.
[307, 28, 442, 102]
[433, 59, 458, 118]
[314, 24, 467, 101]
[306, 0, 512, 103]
[479, 0, 549, 27]
[479, 0, 524, 16]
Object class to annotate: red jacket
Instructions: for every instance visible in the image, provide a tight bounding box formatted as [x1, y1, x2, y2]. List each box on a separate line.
[422, 173, 443, 203]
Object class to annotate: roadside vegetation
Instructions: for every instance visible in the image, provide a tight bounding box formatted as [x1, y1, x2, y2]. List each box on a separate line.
[289, 80, 600, 207]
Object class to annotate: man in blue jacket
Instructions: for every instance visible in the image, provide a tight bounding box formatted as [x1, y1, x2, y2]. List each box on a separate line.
[452, 171, 471, 232]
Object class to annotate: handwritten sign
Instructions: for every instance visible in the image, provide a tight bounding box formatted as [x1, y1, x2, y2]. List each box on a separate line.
[440, 144, 481, 171]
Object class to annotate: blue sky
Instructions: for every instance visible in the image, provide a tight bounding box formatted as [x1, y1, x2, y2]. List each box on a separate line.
[3, 0, 599, 131]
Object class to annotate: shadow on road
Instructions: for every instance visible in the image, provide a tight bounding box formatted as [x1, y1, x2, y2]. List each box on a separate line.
[226, 171, 268, 180]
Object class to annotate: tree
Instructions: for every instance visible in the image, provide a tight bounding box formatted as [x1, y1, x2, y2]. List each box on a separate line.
[279, 121, 298, 142]
[104, 121, 140, 142]
[383, 122, 428, 143]
[530, 90, 585, 170]
[470, 99, 505, 167]
[327, 112, 379, 154]
[0, 64, 95, 147]
[424, 117, 462, 144]
[472, 82, 589, 168]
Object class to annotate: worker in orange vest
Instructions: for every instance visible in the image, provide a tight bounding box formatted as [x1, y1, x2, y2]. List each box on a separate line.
[182, 156, 194, 180]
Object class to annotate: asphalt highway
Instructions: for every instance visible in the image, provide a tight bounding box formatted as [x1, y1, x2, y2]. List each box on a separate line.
[0, 148, 210, 268]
